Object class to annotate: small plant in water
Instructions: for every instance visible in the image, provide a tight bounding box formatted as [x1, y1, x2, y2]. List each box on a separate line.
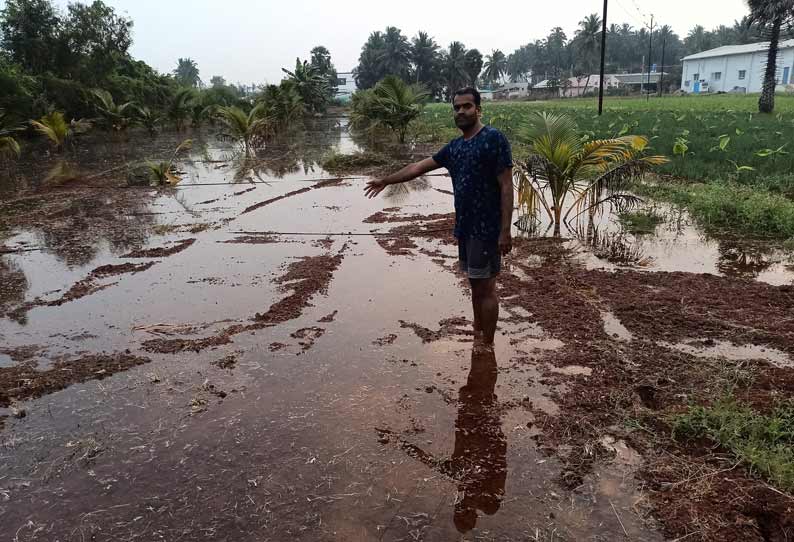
[215, 105, 271, 155]
[30, 111, 91, 152]
[146, 139, 193, 186]
[618, 209, 664, 234]
[350, 75, 429, 143]
[514, 112, 668, 235]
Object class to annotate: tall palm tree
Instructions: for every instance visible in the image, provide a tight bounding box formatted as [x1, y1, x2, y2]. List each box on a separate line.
[747, 0, 794, 113]
[734, 16, 761, 44]
[443, 41, 469, 99]
[174, 58, 201, 88]
[411, 31, 439, 85]
[483, 49, 508, 85]
[379, 26, 412, 79]
[514, 112, 667, 235]
[575, 14, 602, 95]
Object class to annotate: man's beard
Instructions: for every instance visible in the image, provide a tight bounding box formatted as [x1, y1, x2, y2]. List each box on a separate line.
[455, 115, 476, 129]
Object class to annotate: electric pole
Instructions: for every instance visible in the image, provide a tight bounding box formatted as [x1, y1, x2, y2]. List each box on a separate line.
[646, 14, 654, 101]
[598, 0, 608, 115]
[659, 35, 667, 97]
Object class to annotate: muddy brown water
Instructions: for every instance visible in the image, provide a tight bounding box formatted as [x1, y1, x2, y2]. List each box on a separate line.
[0, 117, 792, 541]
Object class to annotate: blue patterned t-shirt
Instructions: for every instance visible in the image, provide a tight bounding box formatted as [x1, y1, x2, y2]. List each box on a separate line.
[432, 126, 513, 242]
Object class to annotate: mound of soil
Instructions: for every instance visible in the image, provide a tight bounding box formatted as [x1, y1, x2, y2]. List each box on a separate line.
[122, 238, 195, 258]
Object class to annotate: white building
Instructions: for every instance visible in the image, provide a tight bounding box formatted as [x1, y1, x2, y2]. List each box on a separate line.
[334, 72, 358, 102]
[681, 39, 794, 94]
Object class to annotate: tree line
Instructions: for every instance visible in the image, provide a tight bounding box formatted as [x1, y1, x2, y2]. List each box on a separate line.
[352, 15, 792, 98]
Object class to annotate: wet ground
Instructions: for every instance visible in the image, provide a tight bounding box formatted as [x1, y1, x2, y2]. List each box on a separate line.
[1, 117, 793, 541]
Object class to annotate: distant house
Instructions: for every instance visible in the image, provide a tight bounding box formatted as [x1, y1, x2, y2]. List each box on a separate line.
[334, 72, 358, 102]
[504, 81, 531, 99]
[681, 39, 794, 93]
[561, 75, 621, 97]
[613, 72, 665, 92]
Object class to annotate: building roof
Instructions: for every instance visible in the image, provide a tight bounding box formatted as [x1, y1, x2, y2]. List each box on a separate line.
[614, 72, 664, 84]
[682, 39, 794, 61]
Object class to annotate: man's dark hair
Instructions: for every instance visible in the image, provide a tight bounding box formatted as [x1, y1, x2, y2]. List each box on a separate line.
[453, 87, 481, 107]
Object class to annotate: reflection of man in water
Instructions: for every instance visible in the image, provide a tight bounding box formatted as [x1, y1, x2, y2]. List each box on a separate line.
[388, 348, 507, 533]
[364, 87, 514, 350]
[446, 347, 507, 532]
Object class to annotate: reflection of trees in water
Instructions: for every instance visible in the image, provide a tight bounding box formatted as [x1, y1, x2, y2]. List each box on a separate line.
[0, 256, 29, 324]
[386, 348, 507, 534]
[383, 176, 431, 204]
[222, 118, 345, 180]
[716, 239, 776, 279]
[34, 189, 158, 267]
[571, 219, 648, 266]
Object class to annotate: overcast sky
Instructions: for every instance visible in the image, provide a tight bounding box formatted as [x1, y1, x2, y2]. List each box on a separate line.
[47, 0, 751, 85]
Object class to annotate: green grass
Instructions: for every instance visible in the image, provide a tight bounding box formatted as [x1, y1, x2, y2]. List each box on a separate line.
[618, 209, 664, 234]
[673, 397, 794, 492]
[413, 94, 794, 181]
[634, 181, 794, 239]
[321, 151, 392, 173]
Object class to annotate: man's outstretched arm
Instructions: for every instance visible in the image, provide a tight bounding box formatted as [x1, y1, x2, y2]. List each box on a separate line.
[364, 157, 441, 198]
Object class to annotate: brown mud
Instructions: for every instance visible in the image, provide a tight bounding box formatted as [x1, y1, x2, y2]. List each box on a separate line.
[122, 237, 196, 258]
[375, 217, 794, 541]
[0, 352, 150, 407]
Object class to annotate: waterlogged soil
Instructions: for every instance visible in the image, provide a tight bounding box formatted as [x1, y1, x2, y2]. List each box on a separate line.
[0, 119, 793, 541]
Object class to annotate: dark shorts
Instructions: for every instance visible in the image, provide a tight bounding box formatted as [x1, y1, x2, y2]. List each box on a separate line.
[458, 237, 501, 279]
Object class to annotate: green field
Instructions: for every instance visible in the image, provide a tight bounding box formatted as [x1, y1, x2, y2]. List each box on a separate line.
[412, 95, 794, 240]
[414, 94, 794, 182]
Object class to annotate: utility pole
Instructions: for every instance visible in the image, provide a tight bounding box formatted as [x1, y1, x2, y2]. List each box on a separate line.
[646, 14, 655, 101]
[659, 36, 667, 97]
[598, 0, 608, 115]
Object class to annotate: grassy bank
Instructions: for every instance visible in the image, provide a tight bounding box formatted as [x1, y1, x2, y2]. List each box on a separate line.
[673, 397, 794, 492]
[634, 181, 794, 240]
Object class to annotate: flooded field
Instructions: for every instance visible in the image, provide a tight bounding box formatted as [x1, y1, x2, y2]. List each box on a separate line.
[1, 117, 793, 541]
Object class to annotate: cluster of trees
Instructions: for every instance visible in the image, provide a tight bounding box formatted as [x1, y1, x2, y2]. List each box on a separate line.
[0, 0, 345, 162]
[353, 27, 484, 100]
[352, 12, 793, 99]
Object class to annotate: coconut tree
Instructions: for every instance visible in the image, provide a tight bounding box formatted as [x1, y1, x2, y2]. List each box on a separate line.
[30, 111, 90, 152]
[146, 139, 193, 186]
[442, 41, 469, 99]
[168, 88, 195, 131]
[411, 31, 439, 86]
[379, 26, 412, 80]
[174, 57, 201, 88]
[92, 89, 138, 131]
[133, 106, 163, 136]
[574, 14, 602, 95]
[0, 110, 21, 159]
[215, 104, 271, 155]
[482, 50, 508, 86]
[514, 112, 668, 235]
[747, 0, 794, 113]
[350, 75, 428, 143]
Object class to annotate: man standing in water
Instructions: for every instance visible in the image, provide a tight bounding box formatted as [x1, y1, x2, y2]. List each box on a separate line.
[364, 87, 513, 349]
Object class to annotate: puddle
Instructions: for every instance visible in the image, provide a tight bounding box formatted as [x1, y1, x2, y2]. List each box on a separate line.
[517, 192, 794, 286]
[661, 339, 792, 368]
[601, 310, 633, 341]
